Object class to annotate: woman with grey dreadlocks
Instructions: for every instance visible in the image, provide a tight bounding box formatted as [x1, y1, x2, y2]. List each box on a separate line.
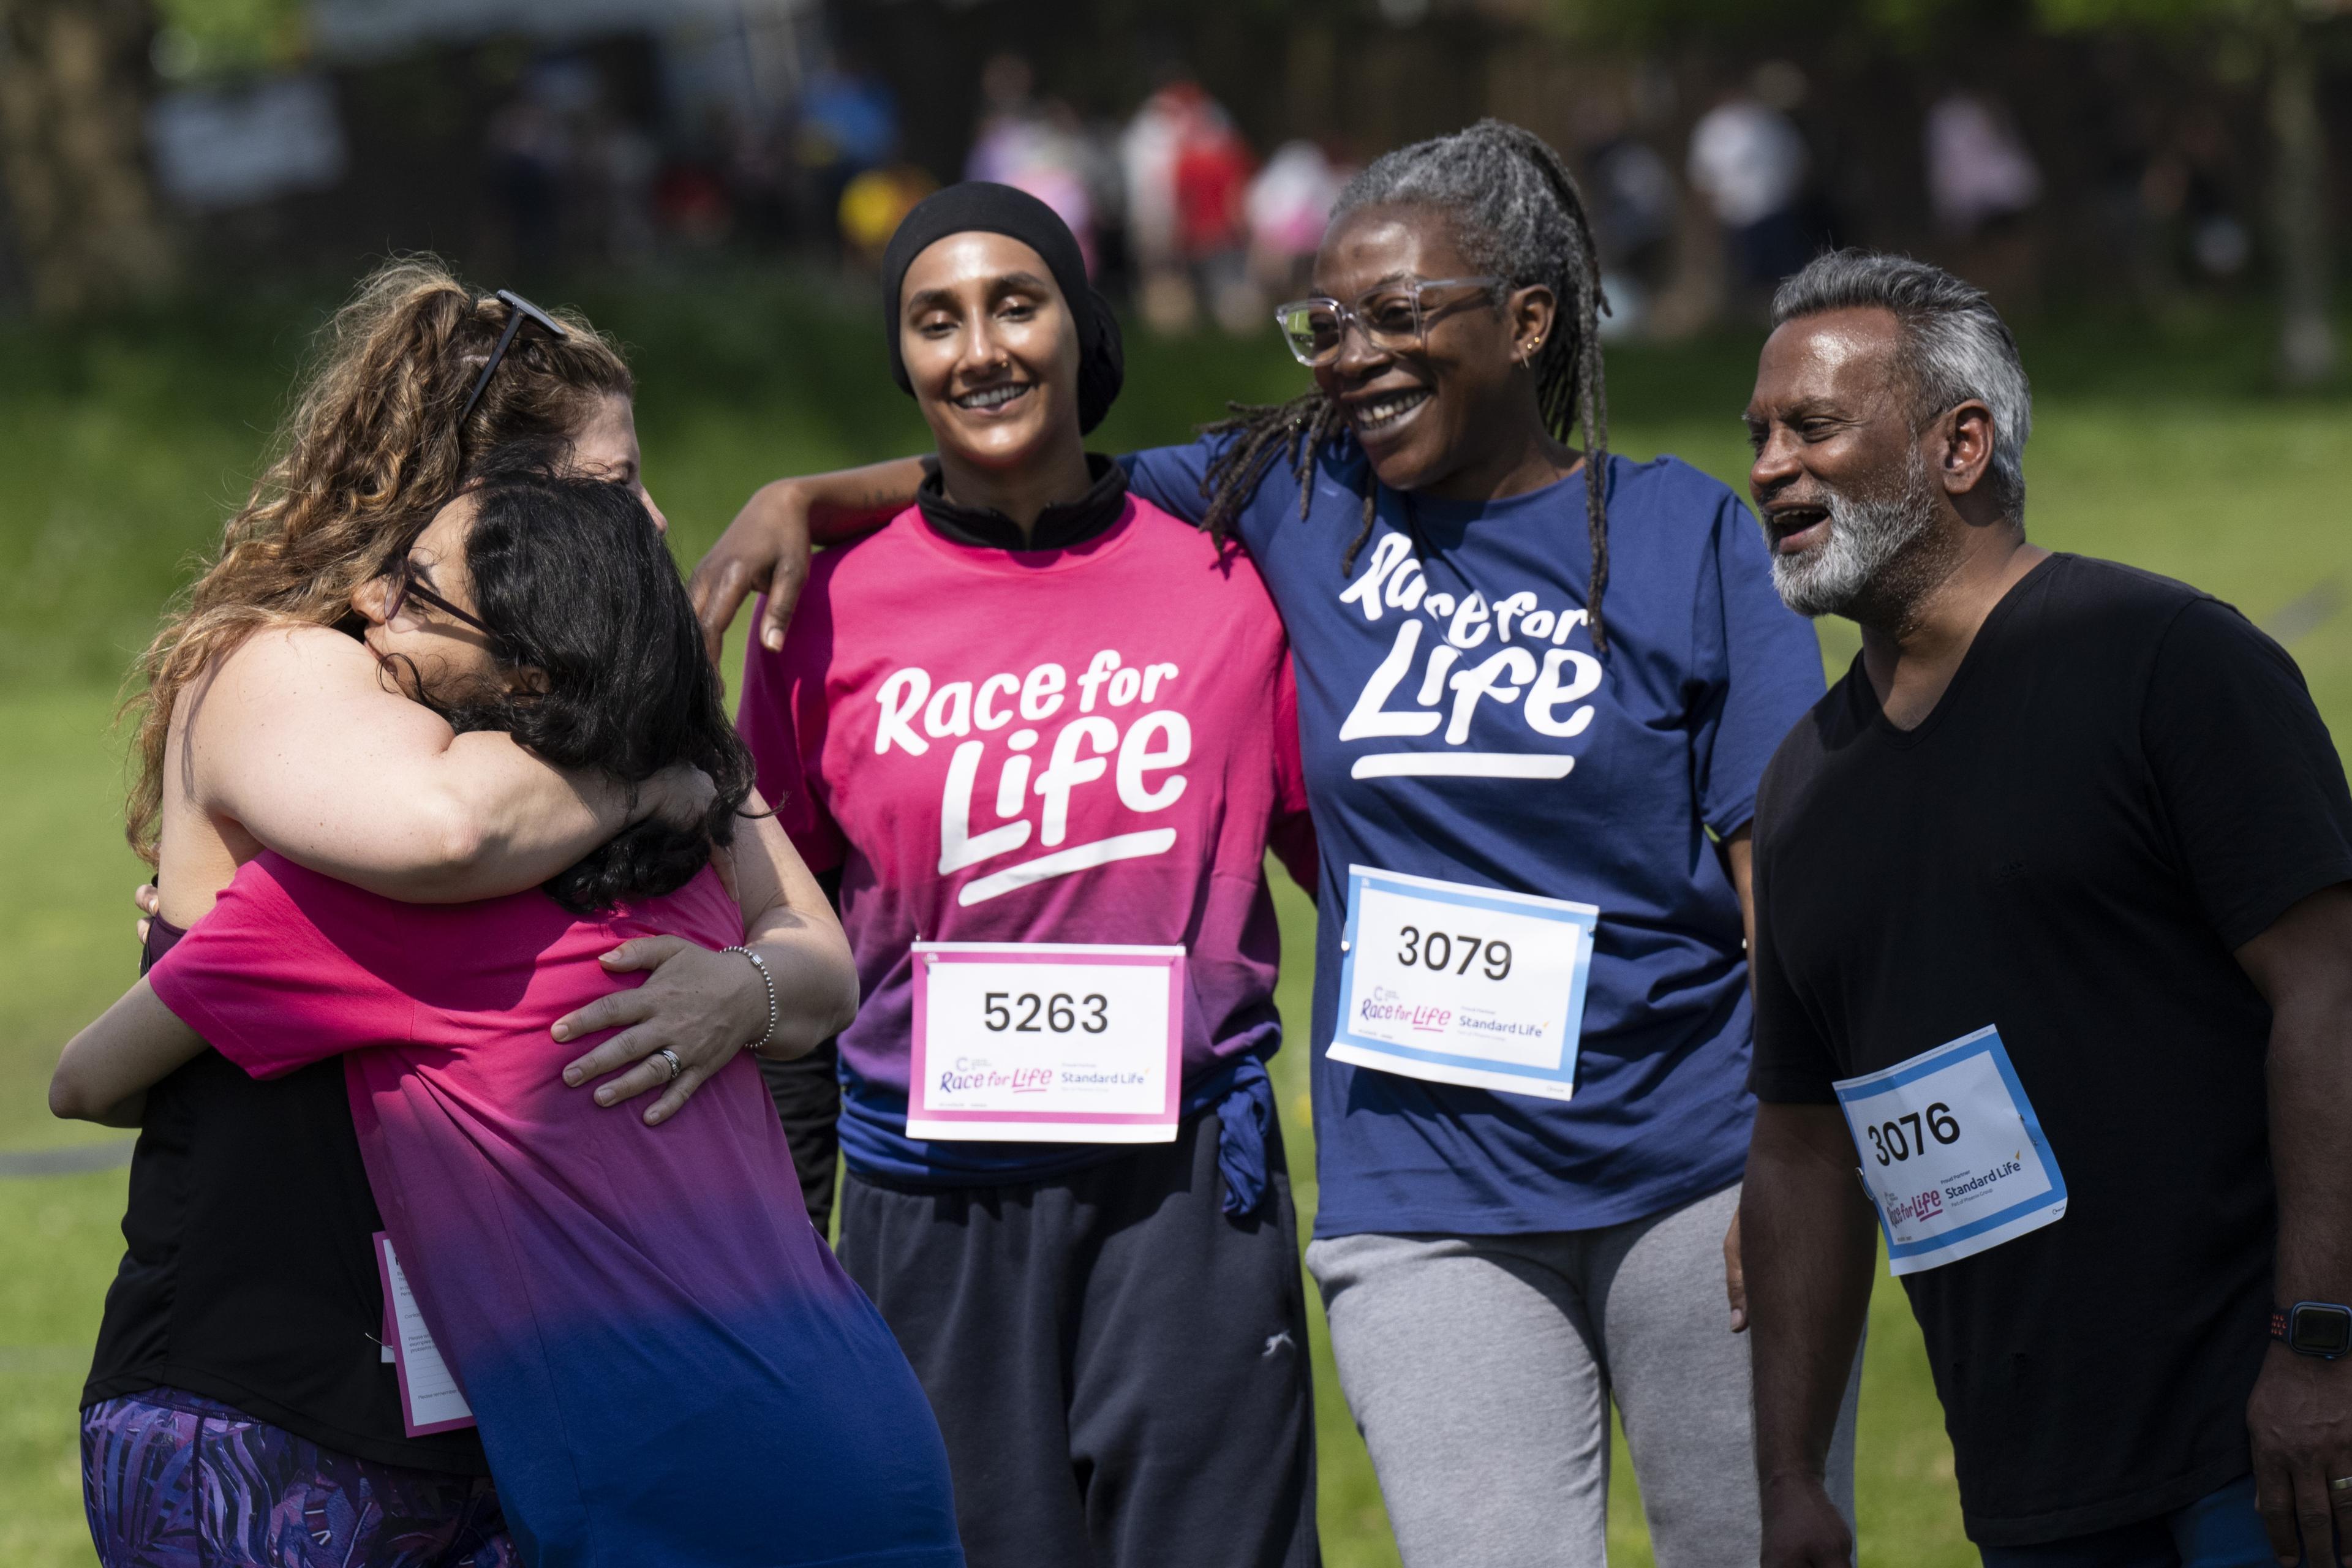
[694, 119, 1852, 1568]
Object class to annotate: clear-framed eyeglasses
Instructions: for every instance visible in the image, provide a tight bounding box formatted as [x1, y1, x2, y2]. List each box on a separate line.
[1272, 276, 1505, 368]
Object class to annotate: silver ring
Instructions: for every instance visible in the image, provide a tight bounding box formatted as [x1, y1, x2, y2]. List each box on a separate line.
[653, 1047, 684, 1083]
[2331, 1476, 2352, 1494]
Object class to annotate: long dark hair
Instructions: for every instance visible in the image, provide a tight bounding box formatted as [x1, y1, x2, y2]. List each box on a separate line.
[1197, 120, 1616, 648]
[416, 453, 754, 914]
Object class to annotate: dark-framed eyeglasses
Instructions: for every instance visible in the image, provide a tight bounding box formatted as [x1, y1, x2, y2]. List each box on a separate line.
[457, 289, 570, 424]
[383, 556, 495, 639]
[1273, 276, 1506, 368]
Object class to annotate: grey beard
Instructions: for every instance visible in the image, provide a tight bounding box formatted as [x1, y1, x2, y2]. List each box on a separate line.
[1769, 450, 1942, 620]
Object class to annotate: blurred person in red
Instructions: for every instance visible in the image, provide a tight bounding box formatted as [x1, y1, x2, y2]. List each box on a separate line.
[1121, 74, 1253, 333]
[1174, 91, 1256, 332]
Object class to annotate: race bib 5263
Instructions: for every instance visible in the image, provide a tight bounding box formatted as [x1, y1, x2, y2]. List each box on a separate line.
[908, 942, 1185, 1142]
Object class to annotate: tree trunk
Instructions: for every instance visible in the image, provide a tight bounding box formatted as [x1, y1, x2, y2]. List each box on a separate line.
[0, 0, 174, 315]
[2269, 11, 2335, 386]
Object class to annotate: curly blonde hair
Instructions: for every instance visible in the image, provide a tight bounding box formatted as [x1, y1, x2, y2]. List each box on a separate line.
[124, 258, 634, 861]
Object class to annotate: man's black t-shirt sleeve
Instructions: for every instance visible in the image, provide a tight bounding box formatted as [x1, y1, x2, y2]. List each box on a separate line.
[2141, 598, 2352, 949]
[1749, 791, 1844, 1106]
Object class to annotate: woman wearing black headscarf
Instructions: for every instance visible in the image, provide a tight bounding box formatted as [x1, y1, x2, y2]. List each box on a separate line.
[731, 184, 1321, 1568]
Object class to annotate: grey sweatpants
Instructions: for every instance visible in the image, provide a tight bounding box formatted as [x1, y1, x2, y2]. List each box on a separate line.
[1306, 1182, 1861, 1568]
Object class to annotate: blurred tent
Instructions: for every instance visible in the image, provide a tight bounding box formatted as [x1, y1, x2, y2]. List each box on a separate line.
[126, 0, 826, 284]
[308, 0, 814, 127]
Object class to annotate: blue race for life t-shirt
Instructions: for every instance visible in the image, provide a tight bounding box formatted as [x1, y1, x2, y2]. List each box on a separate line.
[1125, 439, 1825, 1236]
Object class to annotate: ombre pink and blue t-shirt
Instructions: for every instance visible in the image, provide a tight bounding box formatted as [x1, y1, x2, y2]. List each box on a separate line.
[738, 496, 1314, 1188]
[148, 853, 963, 1568]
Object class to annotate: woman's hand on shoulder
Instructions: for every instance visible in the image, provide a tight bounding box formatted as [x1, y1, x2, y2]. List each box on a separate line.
[689, 480, 816, 665]
[688, 456, 929, 666]
[552, 938, 771, 1126]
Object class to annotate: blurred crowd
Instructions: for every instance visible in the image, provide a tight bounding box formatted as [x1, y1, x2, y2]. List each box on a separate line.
[470, 44, 2278, 338]
[726, 51, 1352, 337]
[134, 16, 2291, 342]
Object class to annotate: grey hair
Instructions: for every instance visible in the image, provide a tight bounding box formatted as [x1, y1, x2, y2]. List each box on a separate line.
[1199, 120, 1621, 647]
[1771, 250, 2032, 523]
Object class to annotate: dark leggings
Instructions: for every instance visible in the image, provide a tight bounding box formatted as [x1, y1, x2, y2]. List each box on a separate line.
[81, 1386, 514, 1568]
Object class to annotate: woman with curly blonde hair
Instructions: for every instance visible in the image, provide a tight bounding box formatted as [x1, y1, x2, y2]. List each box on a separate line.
[77, 261, 808, 1567]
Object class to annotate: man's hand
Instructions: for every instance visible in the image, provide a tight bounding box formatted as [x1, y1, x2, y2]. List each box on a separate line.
[1726, 1208, 1749, 1333]
[135, 882, 159, 947]
[2238, 884, 2352, 1567]
[688, 480, 814, 665]
[2249, 1346, 2352, 1566]
[1762, 1473, 1856, 1568]
[1746, 1102, 1875, 1566]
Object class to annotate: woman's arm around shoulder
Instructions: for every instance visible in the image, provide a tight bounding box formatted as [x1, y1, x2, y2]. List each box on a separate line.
[188, 624, 704, 904]
[690, 458, 929, 661]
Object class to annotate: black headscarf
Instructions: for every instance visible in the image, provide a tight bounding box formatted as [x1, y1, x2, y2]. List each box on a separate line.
[881, 182, 1125, 434]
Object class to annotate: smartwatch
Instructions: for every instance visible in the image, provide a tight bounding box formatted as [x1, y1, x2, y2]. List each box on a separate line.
[2272, 1302, 2352, 1360]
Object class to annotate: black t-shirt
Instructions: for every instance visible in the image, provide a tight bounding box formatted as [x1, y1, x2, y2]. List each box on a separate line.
[1751, 554, 2352, 1545]
[83, 914, 490, 1474]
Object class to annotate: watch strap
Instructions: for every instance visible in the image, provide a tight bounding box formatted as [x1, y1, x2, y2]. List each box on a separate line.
[2274, 1301, 2352, 1359]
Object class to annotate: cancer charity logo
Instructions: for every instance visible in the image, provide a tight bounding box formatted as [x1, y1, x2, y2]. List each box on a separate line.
[1833, 1025, 2068, 1276]
[871, 649, 1190, 907]
[1332, 531, 1604, 782]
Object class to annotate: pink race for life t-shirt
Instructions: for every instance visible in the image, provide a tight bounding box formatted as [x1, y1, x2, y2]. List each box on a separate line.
[737, 492, 1314, 1186]
[146, 854, 962, 1568]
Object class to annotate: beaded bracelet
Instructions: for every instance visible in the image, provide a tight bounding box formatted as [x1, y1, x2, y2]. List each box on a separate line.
[724, 945, 779, 1052]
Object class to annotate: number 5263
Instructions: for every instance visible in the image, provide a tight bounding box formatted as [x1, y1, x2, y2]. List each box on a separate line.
[982, 992, 1109, 1035]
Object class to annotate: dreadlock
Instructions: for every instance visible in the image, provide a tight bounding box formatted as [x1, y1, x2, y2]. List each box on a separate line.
[1198, 119, 1616, 648]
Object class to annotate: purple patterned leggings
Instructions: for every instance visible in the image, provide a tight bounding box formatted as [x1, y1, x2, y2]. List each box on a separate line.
[81, 1387, 518, 1568]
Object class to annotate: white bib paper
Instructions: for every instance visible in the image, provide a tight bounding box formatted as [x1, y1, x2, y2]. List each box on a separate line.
[372, 1232, 475, 1436]
[908, 943, 1185, 1142]
[1328, 866, 1598, 1102]
[1833, 1025, 2068, 1276]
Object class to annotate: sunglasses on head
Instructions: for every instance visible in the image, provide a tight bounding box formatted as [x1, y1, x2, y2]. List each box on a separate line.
[458, 289, 570, 424]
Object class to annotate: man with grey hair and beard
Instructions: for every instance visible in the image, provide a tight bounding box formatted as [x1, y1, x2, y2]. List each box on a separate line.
[1737, 251, 2352, 1568]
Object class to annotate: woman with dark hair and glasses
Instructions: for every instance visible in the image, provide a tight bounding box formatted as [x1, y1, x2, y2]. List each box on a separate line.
[57, 458, 959, 1567]
[726, 181, 1321, 1568]
[70, 263, 817, 1567]
[695, 123, 1855, 1567]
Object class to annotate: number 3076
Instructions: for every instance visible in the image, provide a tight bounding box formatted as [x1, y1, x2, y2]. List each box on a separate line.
[1864, 1104, 1961, 1165]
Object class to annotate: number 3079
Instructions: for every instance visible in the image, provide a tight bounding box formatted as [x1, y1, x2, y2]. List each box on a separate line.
[1395, 925, 1513, 981]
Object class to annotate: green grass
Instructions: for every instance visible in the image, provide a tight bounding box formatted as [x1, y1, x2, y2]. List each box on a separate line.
[2, 278, 2348, 1566]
